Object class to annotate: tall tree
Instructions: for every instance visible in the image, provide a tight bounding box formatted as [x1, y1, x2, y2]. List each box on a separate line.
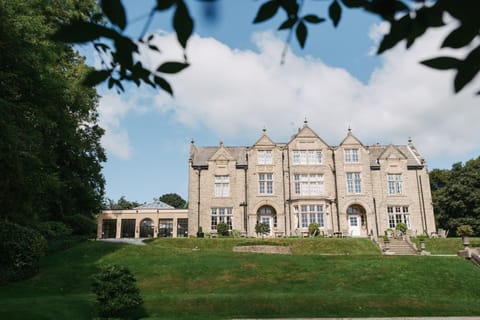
[159, 193, 186, 209]
[0, 0, 105, 227]
[430, 157, 480, 236]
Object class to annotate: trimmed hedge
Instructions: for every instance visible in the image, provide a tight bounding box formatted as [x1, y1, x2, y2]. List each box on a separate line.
[0, 221, 47, 284]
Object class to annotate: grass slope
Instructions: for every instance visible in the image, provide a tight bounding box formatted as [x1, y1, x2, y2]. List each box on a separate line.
[0, 238, 479, 319]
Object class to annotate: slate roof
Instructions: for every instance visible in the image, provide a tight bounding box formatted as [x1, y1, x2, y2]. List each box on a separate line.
[191, 146, 248, 167]
[191, 141, 424, 168]
[135, 200, 174, 210]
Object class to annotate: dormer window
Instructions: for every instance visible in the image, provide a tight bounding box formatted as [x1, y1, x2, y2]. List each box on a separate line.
[258, 150, 273, 164]
[344, 149, 359, 163]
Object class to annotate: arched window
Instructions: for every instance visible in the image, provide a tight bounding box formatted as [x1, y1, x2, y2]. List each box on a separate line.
[139, 218, 154, 238]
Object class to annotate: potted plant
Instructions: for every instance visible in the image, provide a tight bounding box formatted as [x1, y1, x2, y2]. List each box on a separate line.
[382, 235, 390, 251]
[395, 223, 408, 239]
[456, 225, 473, 248]
[417, 234, 427, 252]
[196, 226, 204, 238]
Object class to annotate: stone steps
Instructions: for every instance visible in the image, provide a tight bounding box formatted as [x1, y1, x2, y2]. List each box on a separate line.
[382, 238, 417, 255]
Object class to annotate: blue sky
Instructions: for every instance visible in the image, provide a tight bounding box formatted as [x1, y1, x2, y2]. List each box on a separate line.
[91, 1, 480, 204]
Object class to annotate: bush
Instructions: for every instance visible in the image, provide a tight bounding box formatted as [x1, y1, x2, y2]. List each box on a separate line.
[308, 222, 320, 237]
[0, 221, 47, 284]
[36, 221, 72, 240]
[64, 214, 96, 236]
[91, 265, 143, 317]
[216, 222, 229, 236]
[255, 222, 270, 238]
[456, 225, 474, 237]
[395, 222, 408, 234]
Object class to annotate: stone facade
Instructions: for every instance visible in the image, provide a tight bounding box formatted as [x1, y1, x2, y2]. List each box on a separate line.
[188, 123, 436, 238]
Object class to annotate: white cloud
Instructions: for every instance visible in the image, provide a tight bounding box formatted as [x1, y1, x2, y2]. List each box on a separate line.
[99, 26, 480, 167]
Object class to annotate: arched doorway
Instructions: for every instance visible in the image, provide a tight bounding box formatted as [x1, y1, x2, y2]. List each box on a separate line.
[256, 205, 277, 236]
[347, 205, 367, 237]
[139, 218, 154, 238]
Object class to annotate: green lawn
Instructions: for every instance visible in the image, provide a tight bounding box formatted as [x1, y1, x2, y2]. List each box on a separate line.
[0, 238, 479, 319]
[410, 237, 480, 254]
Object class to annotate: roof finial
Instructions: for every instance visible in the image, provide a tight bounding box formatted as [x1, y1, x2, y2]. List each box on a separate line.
[262, 126, 267, 133]
[219, 141, 224, 147]
[304, 117, 308, 125]
[191, 138, 195, 145]
[408, 136, 412, 144]
[348, 125, 352, 133]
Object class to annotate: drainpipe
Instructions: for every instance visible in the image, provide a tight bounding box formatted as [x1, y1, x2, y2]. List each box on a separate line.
[415, 169, 426, 233]
[332, 149, 340, 232]
[419, 174, 428, 235]
[286, 147, 293, 235]
[373, 197, 379, 236]
[244, 153, 249, 234]
[196, 168, 202, 230]
[282, 151, 287, 235]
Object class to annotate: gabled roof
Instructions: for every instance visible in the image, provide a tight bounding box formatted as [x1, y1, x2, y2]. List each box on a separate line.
[135, 200, 174, 210]
[339, 128, 364, 147]
[287, 120, 330, 147]
[252, 133, 275, 147]
[191, 146, 248, 167]
[368, 143, 422, 167]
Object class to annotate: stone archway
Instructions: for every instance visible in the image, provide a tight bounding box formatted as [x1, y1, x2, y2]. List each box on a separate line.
[256, 205, 277, 236]
[347, 205, 367, 237]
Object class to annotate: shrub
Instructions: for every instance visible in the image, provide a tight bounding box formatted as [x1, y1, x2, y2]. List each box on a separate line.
[64, 214, 96, 236]
[216, 222, 229, 236]
[255, 222, 270, 238]
[36, 221, 72, 240]
[91, 265, 143, 317]
[231, 229, 241, 238]
[456, 225, 474, 237]
[308, 222, 320, 237]
[0, 221, 47, 284]
[395, 222, 408, 234]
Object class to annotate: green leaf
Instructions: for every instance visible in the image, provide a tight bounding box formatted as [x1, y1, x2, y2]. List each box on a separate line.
[101, 0, 127, 30]
[420, 57, 461, 70]
[154, 76, 173, 95]
[157, 62, 189, 74]
[83, 70, 111, 87]
[377, 14, 410, 54]
[253, 0, 279, 23]
[53, 21, 116, 43]
[454, 45, 480, 93]
[341, 0, 366, 8]
[442, 25, 479, 49]
[296, 21, 307, 48]
[303, 15, 326, 24]
[278, 18, 297, 30]
[329, 0, 342, 27]
[156, 0, 176, 11]
[173, 0, 194, 49]
[148, 44, 160, 52]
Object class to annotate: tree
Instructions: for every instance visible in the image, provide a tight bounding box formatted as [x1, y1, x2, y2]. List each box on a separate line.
[255, 222, 270, 239]
[159, 193, 187, 208]
[105, 196, 141, 210]
[0, 0, 105, 229]
[54, 0, 480, 95]
[430, 157, 480, 236]
[216, 222, 229, 236]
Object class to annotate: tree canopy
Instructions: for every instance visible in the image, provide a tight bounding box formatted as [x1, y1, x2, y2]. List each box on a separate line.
[0, 0, 105, 228]
[54, 0, 480, 95]
[158, 193, 187, 209]
[104, 196, 141, 210]
[430, 157, 480, 236]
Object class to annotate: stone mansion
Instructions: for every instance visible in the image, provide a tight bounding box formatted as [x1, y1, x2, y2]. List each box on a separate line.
[187, 122, 436, 238]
